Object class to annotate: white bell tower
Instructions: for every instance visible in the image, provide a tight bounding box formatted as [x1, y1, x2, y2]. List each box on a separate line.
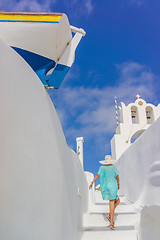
[111, 95, 160, 159]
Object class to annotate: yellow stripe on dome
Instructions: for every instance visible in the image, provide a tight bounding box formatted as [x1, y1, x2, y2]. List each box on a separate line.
[0, 13, 62, 23]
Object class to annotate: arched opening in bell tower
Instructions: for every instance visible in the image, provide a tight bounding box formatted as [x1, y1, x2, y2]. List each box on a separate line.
[131, 106, 139, 124]
[146, 106, 154, 124]
[131, 129, 145, 143]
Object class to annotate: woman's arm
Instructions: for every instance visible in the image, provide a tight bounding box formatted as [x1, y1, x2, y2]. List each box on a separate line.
[116, 175, 120, 189]
[89, 174, 99, 189]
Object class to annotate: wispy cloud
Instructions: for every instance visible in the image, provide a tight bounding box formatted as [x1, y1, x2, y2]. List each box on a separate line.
[128, 0, 146, 7]
[0, 0, 93, 18]
[0, 0, 55, 12]
[64, 0, 94, 16]
[84, 0, 94, 14]
[48, 62, 159, 155]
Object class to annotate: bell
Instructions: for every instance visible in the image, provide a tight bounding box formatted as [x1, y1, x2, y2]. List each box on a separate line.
[146, 111, 151, 119]
[131, 111, 136, 118]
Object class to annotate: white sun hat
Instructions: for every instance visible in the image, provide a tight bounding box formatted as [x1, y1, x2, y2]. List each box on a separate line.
[99, 155, 117, 165]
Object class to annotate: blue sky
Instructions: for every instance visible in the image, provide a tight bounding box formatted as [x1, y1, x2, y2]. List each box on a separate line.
[1, 0, 160, 177]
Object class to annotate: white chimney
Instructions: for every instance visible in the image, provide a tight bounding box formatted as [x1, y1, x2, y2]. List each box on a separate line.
[76, 137, 84, 168]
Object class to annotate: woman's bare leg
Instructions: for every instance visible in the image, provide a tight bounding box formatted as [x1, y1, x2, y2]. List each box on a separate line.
[108, 197, 120, 220]
[109, 199, 115, 227]
[114, 197, 120, 209]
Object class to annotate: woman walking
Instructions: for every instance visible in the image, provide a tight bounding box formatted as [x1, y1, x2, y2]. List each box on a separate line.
[89, 155, 120, 230]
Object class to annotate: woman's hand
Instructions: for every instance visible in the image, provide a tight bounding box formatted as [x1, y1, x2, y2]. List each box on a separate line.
[89, 182, 93, 189]
[89, 174, 99, 190]
[116, 175, 120, 190]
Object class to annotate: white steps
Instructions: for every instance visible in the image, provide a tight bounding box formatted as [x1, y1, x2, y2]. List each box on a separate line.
[81, 194, 141, 240]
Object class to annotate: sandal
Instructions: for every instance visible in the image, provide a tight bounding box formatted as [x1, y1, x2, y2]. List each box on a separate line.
[110, 224, 115, 230]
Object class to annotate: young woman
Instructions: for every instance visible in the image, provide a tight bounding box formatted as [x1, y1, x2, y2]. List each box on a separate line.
[89, 155, 120, 230]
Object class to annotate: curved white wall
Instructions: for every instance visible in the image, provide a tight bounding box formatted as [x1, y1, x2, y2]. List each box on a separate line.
[0, 39, 88, 240]
[139, 205, 160, 240]
[116, 115, 160, 206]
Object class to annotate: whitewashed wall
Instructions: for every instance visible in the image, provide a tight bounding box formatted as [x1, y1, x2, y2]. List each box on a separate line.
[116, 115, 160, 206]
[139, 205, 160, 240]
[0, 39, 88, 240]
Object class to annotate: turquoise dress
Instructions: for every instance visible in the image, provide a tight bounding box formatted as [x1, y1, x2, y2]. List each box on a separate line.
[98, 165, 119, 201]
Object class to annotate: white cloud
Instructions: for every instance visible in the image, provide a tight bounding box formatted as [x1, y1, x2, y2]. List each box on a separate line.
[84, 0, 94, 14]
[0, 0, 55, 12]
[128, 0, 146, 7]
[0, 0, 93, 18]
[64, 0, 94, 16]
[49, 61, 159, 154]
